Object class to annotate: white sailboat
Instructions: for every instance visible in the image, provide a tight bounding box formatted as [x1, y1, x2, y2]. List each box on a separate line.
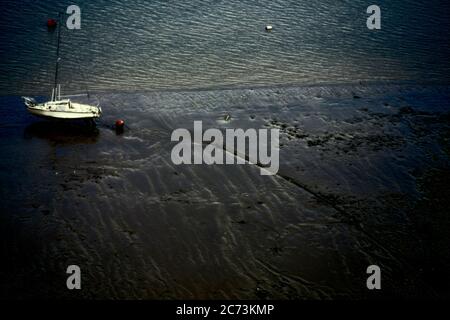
[22, 13, 101, 120]
[23, 87, 101, 119]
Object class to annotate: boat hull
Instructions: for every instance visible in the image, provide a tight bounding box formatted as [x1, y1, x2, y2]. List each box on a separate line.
[26, 100, 102, 120]
[27, 107, 100, 119]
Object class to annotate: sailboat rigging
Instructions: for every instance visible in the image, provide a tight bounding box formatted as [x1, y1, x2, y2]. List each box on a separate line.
[22, 12, 102, 120]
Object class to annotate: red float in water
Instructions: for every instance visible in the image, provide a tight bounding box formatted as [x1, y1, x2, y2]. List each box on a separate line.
[115, 119, 125, 133]
[47, 19, 57, 28]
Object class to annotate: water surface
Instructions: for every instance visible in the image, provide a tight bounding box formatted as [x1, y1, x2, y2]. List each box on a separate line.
[0, 0, 449, 95]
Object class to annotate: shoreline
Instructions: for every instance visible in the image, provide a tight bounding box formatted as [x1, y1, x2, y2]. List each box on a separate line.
[3, 79, 450, 97]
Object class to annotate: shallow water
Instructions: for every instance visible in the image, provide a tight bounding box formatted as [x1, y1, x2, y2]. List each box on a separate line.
[1, 1, 449, 95]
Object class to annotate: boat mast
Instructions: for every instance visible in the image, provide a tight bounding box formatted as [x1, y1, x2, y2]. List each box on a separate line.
[53, 12, 62, 101]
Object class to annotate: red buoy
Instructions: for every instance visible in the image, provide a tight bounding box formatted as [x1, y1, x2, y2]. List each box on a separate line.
[115, 119, 125, 133]
[47, 19, 57, 29]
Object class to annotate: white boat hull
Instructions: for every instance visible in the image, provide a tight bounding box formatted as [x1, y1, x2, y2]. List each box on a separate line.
[27, 107, 100, 119]
[25, 99, 102, 120]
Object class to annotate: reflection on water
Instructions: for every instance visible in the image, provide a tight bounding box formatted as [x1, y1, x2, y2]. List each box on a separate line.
[24, 120, 100, 145]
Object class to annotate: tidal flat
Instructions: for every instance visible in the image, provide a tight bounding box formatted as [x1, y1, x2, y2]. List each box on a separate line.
[1, 82, 449, 299]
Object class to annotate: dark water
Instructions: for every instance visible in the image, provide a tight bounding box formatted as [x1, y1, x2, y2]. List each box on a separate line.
[0, 0, 450, 95]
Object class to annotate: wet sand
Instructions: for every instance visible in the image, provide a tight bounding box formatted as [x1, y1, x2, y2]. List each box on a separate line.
[1, 83, 449, 299]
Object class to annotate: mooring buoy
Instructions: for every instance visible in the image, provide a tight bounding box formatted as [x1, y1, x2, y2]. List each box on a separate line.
[47, 19, 57, 29]
[115, 119, 125, 133]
